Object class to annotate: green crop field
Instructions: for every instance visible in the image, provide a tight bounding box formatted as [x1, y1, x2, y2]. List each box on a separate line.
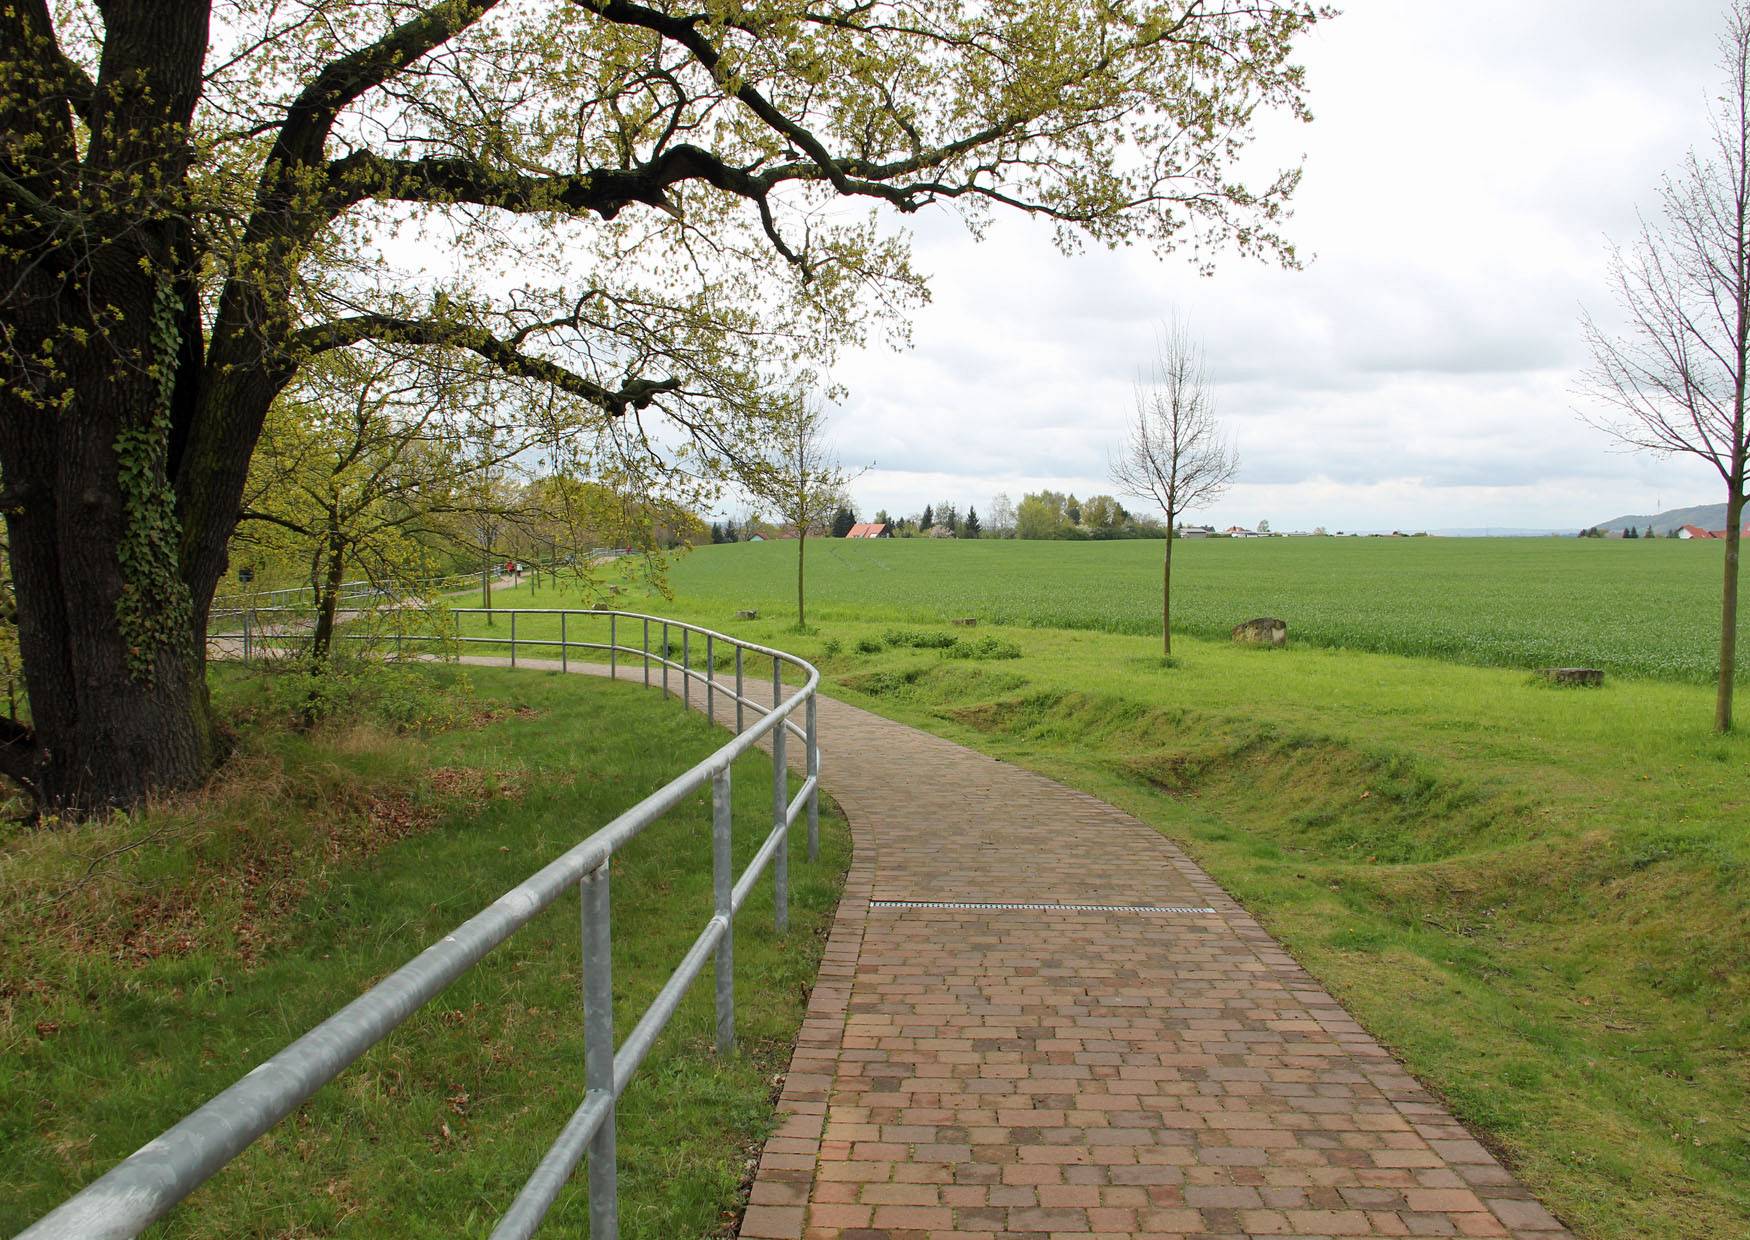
[634, 536, 1745, 684]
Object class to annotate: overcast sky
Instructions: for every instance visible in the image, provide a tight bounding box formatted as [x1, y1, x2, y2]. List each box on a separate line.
[821, 0, 1730, 533]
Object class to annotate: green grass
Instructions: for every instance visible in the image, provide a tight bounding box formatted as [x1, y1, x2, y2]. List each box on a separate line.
[559, 536, 1745, 684]
[0, 663, 848, 1238]
[456, 560, 1750, 1240]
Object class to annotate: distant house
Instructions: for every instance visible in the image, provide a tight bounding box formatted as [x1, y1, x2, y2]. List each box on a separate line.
[844, 522, 890, 539]
[1679, 524, 1717, 540]
[1224, 525, 1262, 538]
[1178, 524, 1214, 539]
[746, 533, 765, 542]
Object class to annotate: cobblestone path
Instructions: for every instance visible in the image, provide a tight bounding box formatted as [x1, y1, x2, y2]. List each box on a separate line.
[739, 692, 1573, 1240]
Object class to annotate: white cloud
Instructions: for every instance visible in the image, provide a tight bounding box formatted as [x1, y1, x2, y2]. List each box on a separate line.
[824, 0, 1733, 532]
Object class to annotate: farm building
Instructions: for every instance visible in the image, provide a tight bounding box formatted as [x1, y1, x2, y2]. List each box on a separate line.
[1225, 525, 1263, 538]
[844, 522, 891, 539]
[1680, 523, 1750, 540]
[1179, 525, 1214, 538]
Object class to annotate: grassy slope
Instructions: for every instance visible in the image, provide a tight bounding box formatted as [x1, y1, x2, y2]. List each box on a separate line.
[626, 536, 1746, 683]
[462, 548, 1750, 1240]
[0, 664, 848, 1239]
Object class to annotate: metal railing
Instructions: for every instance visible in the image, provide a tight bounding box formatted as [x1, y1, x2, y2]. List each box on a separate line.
[208, 571, 482, 614]
[23, 610, 821, 1240]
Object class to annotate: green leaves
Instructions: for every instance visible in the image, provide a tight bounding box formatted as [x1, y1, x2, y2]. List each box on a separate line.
[114, 281, 195, 684]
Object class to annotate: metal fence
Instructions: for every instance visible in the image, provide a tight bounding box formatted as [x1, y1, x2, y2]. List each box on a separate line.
[208, 571, 483, 614]
[22, 611, 821, 1240]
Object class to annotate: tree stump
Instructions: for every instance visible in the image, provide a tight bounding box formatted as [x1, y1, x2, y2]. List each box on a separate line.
[1231, 617, 1287, 647]
[1536, 667, 1604, 687]
[737, 609, 759, 620]
[951, 617, 978, 627]
[592, 602, 613, 611]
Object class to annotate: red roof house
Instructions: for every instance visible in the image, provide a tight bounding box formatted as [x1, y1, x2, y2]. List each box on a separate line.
[844, 522, 890, 539]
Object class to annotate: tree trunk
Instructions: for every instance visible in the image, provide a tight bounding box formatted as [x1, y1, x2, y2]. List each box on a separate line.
[309, 526, 347, 662]
[0, 4, 234, 811]
[797, 531, 807, 628]
[1162, 521, 1174, 657]
[0, 386, 218, 811]
[1719, 487, 1745, 733]
[481, 552, 494, 625]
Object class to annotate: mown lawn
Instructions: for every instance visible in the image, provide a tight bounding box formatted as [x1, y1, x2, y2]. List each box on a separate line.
[457, 571, 1750, 1240]
[1, 663, 848, 1238]
[575, 535, 1745, 684]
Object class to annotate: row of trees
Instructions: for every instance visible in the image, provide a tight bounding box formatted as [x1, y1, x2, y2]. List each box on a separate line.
[823, 493, 1172, 541]
[1006, 492, 1168, 540]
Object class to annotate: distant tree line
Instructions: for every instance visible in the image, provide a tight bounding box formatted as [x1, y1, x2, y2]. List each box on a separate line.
[1005, 491, 1168, 540]
[783, 490, 1175, 541]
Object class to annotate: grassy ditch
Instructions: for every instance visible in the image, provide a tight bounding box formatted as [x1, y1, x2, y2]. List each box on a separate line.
[492, 594, 1748, 1240]
[0, 663, 848, 1238]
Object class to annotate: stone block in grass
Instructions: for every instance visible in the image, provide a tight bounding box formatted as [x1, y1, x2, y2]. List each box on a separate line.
[1232, 617, 1288, 647]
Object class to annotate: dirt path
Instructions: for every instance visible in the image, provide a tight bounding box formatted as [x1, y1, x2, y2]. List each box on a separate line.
[469, 656, 1572, 1239]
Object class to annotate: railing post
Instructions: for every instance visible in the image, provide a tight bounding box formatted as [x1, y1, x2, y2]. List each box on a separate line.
[242, 609, 252, 663]
[642, 618, 650, 686]
[581, 861, 619, 1240]
[682, 628, 690, 709]
[772, 659, 788, 935]
[662, 623, 670, 698]
[560, 611, 568, 673]
[510, 611, 517, 668]
[608, 613, 616, 680]
[712, 767, 735, 1055]
[735, 647, 744, 733]
[706, 634, 715, 724]
[807, 692, 819, 863]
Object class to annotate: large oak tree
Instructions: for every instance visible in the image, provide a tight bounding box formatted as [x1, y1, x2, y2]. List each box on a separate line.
[1, 0, 1323, 810]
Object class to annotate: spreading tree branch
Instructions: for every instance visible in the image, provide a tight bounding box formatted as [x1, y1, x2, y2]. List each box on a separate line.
[291, 314, 679, 415]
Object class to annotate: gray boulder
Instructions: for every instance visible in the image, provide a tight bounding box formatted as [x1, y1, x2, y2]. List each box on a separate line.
[1232, 617, 1287, 647]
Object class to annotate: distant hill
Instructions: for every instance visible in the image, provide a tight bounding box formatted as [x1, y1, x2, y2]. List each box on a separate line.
[1594, 502, 1728, 536]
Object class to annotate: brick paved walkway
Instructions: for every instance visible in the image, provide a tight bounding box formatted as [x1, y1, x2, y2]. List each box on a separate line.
[739, 693, 1573, 1240]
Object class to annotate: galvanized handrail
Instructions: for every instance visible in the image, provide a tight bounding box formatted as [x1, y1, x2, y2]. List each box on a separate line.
[208, 570, 482, 613]
[23, 611, 821, 1240]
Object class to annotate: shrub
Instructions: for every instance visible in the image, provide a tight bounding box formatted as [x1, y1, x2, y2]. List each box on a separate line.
[882, 627, 959, 649]
[854, 636, 885, 654]
[259, 658, 475, 733]
[944, 636, 1022, 661]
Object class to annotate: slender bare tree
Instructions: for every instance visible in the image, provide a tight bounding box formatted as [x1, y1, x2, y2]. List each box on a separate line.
[1581, 0, 1750, 732]
[1111, 323, 1239, 656]
[741, 393, 861, 628]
